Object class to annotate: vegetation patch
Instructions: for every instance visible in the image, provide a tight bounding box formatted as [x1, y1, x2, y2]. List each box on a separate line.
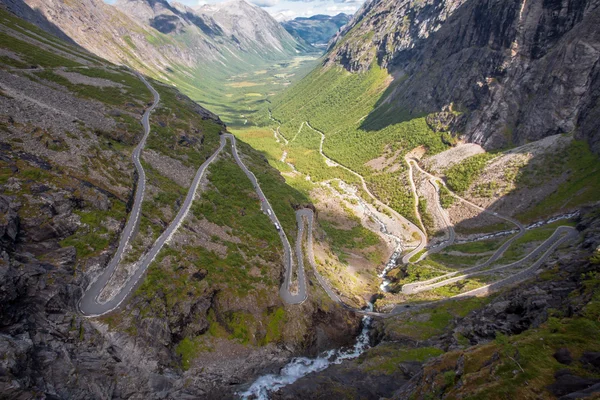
[443, 237, 508, 254]
[320, 220, 381, 251]
[382, 297, 490, 341]
[516, 139, 600, 221]
[444, 153, 496, 194]
[359, 343, 444, 375]
[60, 204, 126, 260]
[0, 29, 81, 68]
[428, 252, 489, 268]
[439, 184, 455, 208]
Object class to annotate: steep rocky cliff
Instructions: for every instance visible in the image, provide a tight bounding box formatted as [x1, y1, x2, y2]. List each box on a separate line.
[326, 0, 600, 153]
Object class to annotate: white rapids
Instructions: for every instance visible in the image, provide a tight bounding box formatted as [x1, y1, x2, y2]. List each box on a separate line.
[238, 307, 373, 399]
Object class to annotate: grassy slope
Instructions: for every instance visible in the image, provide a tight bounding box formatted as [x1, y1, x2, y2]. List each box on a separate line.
[116, 143, 310, 368]
[269, 64, 449, 223]
[0, 8, 164, 264]
[412, 268, 600, 400]
[516, 138, 600, 221]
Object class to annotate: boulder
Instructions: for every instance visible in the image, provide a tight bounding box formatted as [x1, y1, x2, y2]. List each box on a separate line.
[547, 369, 600, 397]
[554, 348, 573, 365]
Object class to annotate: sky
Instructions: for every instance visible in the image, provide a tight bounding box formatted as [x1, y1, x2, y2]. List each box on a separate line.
[103, 0, 365, 20]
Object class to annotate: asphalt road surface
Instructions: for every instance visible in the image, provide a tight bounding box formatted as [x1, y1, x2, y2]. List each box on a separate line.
[79, 73, 161, 316]
[225, 133, 307, 304]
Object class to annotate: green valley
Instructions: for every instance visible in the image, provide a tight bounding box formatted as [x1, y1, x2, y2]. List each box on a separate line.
[1, 0, 600, 399]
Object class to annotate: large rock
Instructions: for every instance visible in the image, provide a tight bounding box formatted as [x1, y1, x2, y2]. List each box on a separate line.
[554, 348, 573, 365]
[581, 352, 600, 371]
[547, 369, 600, 397]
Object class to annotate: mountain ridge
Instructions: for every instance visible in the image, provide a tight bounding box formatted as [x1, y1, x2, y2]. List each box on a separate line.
[2, 0, 309, 103]
[282, 12, 350, 47]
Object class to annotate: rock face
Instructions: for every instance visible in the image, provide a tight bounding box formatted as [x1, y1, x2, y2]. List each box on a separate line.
[282, 13, 351, 48]
[326, 0, 600, 153]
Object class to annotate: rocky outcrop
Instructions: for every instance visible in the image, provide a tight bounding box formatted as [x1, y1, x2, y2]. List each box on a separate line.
[0, 195, 19, 252]
[327, 0, 600, 153]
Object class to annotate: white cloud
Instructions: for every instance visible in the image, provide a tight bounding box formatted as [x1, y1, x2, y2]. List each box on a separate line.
[104, 0, 363, 19]
[325, 4, 359, 12]
[250, 0, 279, 6]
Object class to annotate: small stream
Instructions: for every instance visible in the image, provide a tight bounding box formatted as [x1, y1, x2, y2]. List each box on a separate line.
[238, 308, 373, 399]
[336, 180, 404, 293]
[238, 124, 580, 398]
[237, 210, 580, 398]
[239, 180, 405, 399]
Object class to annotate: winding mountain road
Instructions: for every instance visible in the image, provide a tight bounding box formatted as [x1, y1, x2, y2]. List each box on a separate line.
[304, 122, 427, 262]
[79, 73, 160, 317]
[400, 160, 527, 294]
[80, 86, 308, 315]
[226, 133, 307, 304]
[452, 226, 578, 299]
[402, 225, 575, 295]
[268, 121, 574, 315]
[418, 179, 456, 258]
[406, 156, 428, 240]
[268, 109, 288, 145]
[81, 81, 577, 319]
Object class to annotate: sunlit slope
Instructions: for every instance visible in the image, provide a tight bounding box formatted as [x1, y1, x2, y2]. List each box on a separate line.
[270, 64, 450, 221]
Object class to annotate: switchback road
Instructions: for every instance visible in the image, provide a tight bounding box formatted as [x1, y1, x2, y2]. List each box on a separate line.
[304, 122, 426, 263]
[79, 73, 160, 316]
[80, 84, 307, 315]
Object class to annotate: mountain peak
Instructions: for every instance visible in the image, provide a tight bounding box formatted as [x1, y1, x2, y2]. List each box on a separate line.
[199, 0, 258, 14]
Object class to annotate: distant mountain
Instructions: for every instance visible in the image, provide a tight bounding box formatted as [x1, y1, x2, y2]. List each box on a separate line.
[2, 0, 308, 88]
[115, 0, 306, 59]
[282, 13, 350, 48]
[196, 0, 304, 56]
[1, 0, 181, 74]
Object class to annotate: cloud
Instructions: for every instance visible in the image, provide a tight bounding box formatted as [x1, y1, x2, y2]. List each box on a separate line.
[250, 0, 279, 5]
[284, 0, 360, 2]
[272, 7, 320, 19]
[325, 4, 359, 12]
